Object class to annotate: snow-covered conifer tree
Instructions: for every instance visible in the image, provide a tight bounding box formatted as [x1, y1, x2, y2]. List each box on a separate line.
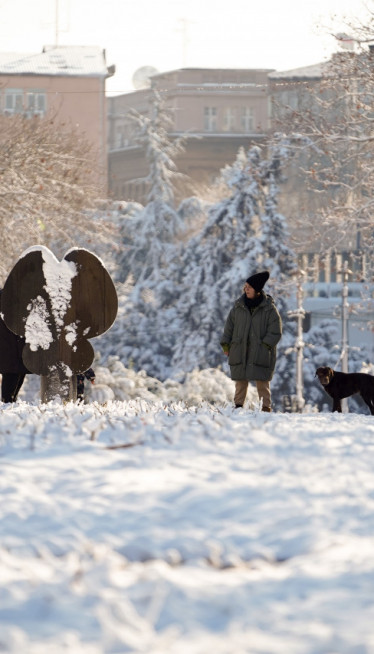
[171, 146, 265, 374]
[101, 92, 204, 377]
[254, 136, 298, 406]
[170, 140, 299, 409]
[122, 90, 185, 285]
[103, 137, 300, 406]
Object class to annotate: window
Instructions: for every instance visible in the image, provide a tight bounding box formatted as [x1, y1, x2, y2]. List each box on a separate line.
[116, 127, 125, 148]
[26, 91, 46, 117]
[4, 88, 24, 114]
[223, 107, 235, 132]
[204, 106, 217, 132]
[3, 89, 46, 117]
[241, 107, 254, 132]
[116, 121, 134, 148]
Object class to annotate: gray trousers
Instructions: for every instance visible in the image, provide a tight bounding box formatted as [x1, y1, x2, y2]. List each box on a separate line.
[234, 379, 271, 410]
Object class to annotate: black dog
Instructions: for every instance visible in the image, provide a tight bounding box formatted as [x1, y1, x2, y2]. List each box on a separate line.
[315, 366, 374, 414]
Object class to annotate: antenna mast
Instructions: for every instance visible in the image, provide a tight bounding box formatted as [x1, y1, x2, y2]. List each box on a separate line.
[55, 0, 59, 46]
[55, 0, 60, 47]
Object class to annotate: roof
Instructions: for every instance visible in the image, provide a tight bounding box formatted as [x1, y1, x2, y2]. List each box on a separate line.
[151, 67, 275, 83]
[268, 61, 329, 80]
[154, 67, 275, 75]
[0, 46, 114, 77]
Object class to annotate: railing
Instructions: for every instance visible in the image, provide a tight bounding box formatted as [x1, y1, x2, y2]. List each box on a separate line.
[303, 281, 371, 299]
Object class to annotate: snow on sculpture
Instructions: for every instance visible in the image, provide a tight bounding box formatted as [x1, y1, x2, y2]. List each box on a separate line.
[1, 246, 118, 402]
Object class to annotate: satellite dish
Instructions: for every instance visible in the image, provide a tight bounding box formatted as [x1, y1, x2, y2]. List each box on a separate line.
[132, 66, 158, 90]
[334, 33, 355, 51]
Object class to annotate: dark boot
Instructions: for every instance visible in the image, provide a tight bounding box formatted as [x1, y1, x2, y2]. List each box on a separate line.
[262, 406, 272, 412]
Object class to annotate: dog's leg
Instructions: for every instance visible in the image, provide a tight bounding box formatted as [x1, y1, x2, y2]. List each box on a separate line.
[332, 398, 342, 412]
[360, 394, 374, 415]
[364, 399, 374, 415]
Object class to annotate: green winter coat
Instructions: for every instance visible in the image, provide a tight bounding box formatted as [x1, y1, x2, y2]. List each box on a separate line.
[221, 293, 282, 382]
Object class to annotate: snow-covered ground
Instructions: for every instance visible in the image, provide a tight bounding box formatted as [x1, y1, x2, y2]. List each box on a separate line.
[1, 395, 374, 654]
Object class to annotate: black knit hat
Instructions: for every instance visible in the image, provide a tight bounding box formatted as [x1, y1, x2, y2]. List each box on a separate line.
[246, 271, 270, 292]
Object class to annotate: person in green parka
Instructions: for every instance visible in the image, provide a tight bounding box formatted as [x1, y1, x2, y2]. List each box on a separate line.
[221, 271, 282, 412]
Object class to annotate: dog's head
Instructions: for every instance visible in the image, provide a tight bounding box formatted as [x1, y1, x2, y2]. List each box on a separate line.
[315, 366, 334, 386]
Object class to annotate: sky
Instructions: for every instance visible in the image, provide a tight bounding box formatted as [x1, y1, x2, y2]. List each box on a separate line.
[0, 0, 370, 95]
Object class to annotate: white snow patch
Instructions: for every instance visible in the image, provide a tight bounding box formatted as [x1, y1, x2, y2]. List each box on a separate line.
[41, 249, 77, 330]
[25, 296, 53, 351]
[1, 398, 374, 653]
[65, 322, 78, 347]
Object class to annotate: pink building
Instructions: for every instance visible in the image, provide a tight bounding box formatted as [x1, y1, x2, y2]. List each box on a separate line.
[0, 45, 115, 194]
[108, 67, 272, 202]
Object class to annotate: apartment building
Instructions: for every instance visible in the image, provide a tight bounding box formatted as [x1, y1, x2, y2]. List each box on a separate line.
[269, 57, 374, 357]
[0, 45, 115, 194]
[107, 57, 374, 358]
[108, 67, 273, 201]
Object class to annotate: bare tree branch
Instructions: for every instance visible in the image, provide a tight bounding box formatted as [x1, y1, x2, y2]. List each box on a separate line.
[0, 114, 114, 281]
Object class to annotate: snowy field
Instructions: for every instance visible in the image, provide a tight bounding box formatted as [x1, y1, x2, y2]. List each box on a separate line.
[1, 398, 374, 654]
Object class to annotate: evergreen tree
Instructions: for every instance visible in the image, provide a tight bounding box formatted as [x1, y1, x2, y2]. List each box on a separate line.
[171, 146, 265, 374]
[102, 137, 300, 407]
[101, 93, 204, 376]
[118, 90, 185, 285]
[255, 136, 298, 407]
[171, 139, 299, 408]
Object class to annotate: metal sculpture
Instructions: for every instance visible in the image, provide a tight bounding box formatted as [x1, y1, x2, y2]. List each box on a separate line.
[1, 246, 117, 402]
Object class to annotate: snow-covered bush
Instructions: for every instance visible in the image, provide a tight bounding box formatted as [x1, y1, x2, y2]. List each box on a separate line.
[83, 357, 240, 406]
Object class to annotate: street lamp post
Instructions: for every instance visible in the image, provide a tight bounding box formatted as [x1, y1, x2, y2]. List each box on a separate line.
[295, 270, 306, 412]
[288, 269, 306, 412]
[340, 260, 351, 412]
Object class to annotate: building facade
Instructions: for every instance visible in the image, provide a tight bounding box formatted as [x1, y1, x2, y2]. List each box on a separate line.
[108, 67, 272, 202]
[269, 58, 374, 358]
[0, 46, 115, 194]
